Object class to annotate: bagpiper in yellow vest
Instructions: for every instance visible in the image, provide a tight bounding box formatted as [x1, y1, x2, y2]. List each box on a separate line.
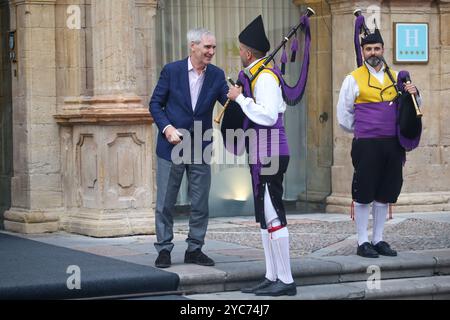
[350, 64, 399, 139]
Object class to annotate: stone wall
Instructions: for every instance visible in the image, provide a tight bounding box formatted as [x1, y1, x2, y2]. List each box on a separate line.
[4, 0, 61, 233]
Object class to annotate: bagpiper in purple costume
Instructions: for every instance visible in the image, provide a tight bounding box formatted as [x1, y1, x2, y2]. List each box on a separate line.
[221, 10, 314, 296]
[337, 10, 422, 259]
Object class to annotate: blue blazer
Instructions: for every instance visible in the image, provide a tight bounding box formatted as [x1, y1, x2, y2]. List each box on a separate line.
[149, 58, 229, 162]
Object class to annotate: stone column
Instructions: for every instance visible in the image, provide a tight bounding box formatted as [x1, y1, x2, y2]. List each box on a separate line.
[326, 0, 450, 213]
[92, 0, 136, 97]
[441, 5, 450, 109]
[135, 0, 158, 104]
[434, 0, 450, 206]
[439, 1, 450, 149]
[4, 0, 61, 233]
[53, 0, 157, 237]
[135, 0, 159, 216]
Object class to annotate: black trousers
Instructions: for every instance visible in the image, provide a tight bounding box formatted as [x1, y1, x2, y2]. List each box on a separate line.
[351, 137, 405, 204]
[253, 156, 290, 229]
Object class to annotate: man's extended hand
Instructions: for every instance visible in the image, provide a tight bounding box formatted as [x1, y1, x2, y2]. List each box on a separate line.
[164, 126, 183, 145]
[227, 85, 243, 101]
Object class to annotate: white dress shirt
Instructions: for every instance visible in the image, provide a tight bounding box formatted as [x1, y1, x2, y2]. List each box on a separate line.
[337, 62, 422, 133]
[163, 57, 206, 134]
[188, 56, 206, 111]
[235, 58, 286, 126]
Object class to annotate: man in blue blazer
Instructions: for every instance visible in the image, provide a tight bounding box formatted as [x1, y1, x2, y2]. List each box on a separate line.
[149, 28, 229, 268]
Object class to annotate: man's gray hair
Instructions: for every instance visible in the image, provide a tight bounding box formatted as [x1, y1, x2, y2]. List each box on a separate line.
[187, 28, 214, 45]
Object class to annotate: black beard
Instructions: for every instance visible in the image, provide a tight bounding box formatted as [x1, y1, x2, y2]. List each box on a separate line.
[366, 56, 382, 68]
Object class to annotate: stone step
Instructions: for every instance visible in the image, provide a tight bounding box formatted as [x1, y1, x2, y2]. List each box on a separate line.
[186, 274, 450, 300]
[176, 249, 450, 294]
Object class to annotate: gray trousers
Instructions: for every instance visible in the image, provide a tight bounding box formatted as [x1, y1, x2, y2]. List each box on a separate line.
[154, 156, 211, 253]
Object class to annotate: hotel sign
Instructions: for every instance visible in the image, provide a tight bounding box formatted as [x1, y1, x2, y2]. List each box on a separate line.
[394, 22, 428, 64]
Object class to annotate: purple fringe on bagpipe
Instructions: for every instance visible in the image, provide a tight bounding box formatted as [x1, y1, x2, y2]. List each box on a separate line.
[290, 37, 299, 62]
[278, 15, 311, 106]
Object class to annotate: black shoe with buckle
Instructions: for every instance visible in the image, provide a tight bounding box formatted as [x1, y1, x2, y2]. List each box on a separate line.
[357, 242, 379, 258]
[241, 278, 275, 294]
[373, 241, 397, 256]
[254, 280, 297, 296]
[184, 249, 215, 266]
[155, 249, 171, 268]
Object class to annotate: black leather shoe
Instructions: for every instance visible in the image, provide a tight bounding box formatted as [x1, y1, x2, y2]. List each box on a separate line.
[373, 241, 397, 256]
[357, 242, 379, 258]
[254, 280, 297, 296]
[155, 250, 171, 268]
[184, 249, 215, 266]
[241, 278, 275, 293]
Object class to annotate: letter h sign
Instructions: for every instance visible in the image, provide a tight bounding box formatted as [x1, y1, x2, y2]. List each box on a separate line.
[394, 22, 428, 64]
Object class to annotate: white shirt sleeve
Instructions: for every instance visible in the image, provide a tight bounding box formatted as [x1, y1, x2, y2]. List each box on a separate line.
[235, 73, 283, 126]
[337, 75, 359, 133]
[162, 124, 173, 134]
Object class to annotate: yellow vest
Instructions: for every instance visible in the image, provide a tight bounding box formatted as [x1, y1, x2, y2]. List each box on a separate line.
[248, 58, 280, 94]
[351, 65, 397, 104]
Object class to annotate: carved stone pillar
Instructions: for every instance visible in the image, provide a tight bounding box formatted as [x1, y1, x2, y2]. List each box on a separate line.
[4, 0, 61, 233]
[92, 0, 136, 96]
[54, 0, 158, 237]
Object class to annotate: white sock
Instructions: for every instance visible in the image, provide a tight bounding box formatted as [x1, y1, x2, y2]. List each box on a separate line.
[372, 201, 388, 245]
[263, 184, 294, 284]
[354, 202, 371, 245]
[260, 229, 277, 282]
[270, 227, 294, 284]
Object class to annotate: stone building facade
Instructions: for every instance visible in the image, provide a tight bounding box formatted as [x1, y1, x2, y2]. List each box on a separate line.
[1, 0, 158, 236]
[0, 0, 448, 237]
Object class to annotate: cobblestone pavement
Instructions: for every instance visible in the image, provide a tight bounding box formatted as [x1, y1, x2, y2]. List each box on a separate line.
[175, 216, 450, 257]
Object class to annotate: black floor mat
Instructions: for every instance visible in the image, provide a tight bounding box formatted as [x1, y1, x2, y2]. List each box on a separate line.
[0, 233, 179, 300]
